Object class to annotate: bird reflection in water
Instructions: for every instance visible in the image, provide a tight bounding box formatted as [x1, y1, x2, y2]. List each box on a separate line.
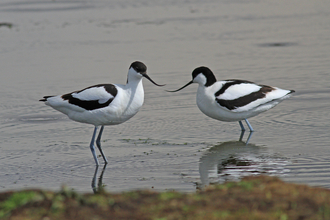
[239, 129, 253, 144]
[198, 131, 288, 189]
[91, 164, 107, 193]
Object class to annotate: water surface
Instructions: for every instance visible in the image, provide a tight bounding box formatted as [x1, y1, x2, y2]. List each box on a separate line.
[0, 0, 329, 192]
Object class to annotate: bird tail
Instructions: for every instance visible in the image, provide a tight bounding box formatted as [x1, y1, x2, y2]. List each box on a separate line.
[39, 96, 54, 102]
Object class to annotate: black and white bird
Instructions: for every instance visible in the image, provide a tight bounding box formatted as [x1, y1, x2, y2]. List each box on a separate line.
[168, 66, 295, 132]
[40, 61, 164, 166]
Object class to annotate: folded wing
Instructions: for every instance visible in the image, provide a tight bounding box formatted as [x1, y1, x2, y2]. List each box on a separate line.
[61, 84, 118, 111]
[215, 80, 292, 112]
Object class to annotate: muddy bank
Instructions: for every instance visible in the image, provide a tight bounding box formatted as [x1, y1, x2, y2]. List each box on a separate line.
[1, 175, 330, 220]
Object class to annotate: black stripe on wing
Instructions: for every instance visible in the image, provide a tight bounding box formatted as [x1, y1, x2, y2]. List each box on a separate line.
[216, 85, 274, 110]
[62, 84, 118, 111]
[215, 80, 254, 97]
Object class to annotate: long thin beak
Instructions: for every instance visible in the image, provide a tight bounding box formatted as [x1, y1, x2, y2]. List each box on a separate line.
[166, 81, 193, 92]
[142, 72, 165, 86]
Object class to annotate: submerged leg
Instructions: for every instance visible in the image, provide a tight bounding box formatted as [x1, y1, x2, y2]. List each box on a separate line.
[91, 165, 99, 193]
[96, 125, 108, 164]
[244, 119, 254, 132]
[90, 126, 100, 166]
[238, 129, 253, 145]
[245, 131, 254, 145]
[238, 121, 245, 131]
[91, 164, 107, 193]
[239, 129, 245, 142]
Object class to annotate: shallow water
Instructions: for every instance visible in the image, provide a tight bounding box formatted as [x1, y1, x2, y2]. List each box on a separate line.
[0, 0, 330, 192]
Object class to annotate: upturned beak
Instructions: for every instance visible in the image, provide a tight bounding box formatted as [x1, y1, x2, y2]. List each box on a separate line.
[166, 81, 193, 92]
[141, 72, 165, 87]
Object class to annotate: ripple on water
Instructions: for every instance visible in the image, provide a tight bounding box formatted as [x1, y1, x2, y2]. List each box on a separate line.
[18, 114, 64, 123]
[257, 42, 299, 47]
[0, 149, 98, 191]
[283, 155, 330, 188]
[0, 1, 92, 12]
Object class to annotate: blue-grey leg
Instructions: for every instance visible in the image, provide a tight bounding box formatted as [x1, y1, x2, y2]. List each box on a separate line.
[245, 131, 253, 145]
[97, 164, 107, 192]
[239, 121, 245, 131]
[90, 126, 100, 166]
[91, 164, 107, 193]
[244, 119, 254, 132]
[239, 130, 245, 142]
[96, 125, 108, 164]
[91, 165, 99, 193]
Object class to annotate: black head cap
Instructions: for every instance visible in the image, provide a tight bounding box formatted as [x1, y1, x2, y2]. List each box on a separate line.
[192, 66, 217, 86]
[129, 61, 165, 86]
[130, 61, 147, 73]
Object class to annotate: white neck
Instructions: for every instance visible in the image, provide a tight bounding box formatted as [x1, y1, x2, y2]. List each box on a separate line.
[124, 68, 144, 100]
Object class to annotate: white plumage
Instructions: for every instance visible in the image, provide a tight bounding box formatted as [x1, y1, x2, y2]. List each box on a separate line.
[40, 61, 164, 165]
[168, 66, 295, 131]
[72, 87, 114, 104]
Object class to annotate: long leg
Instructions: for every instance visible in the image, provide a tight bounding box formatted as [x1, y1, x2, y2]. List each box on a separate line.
[91, 165, 99, 193]
[239, 129, 245, 142]
[96, 125, 108, 164]
[238, 131, 245, 141]
[245, 131, 254, 144]
[97, 164, 107, 192]
[91, 164, 107, 193]
[90, 126, 100, 166]
[244, 119, 254, 132]
[238, 121, 245, 131]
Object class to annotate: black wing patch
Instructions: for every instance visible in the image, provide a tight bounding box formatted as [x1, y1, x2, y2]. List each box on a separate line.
[216, 85, 274, 110]
[62, 84, 118, 111]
